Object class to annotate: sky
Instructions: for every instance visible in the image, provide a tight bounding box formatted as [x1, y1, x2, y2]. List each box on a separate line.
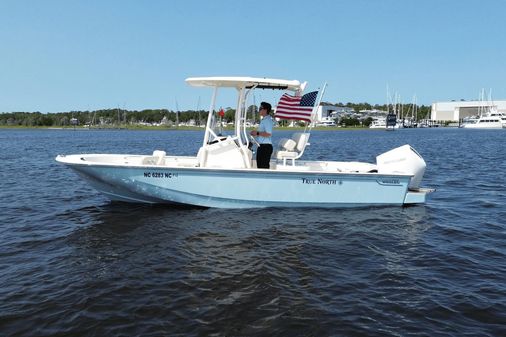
[1, 0, 505, 113]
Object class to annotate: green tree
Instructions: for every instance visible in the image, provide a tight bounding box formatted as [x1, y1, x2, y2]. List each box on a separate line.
[340, 116, 361, 127]
[362, 117, 374, 127]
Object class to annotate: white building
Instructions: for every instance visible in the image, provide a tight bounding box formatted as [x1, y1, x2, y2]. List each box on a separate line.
[359, 109, 388, 117]
[431, 100, 506, 121]
[310, 105, 354, 126]
[315, 105, 353, 120]
[276, 105, 354, 126]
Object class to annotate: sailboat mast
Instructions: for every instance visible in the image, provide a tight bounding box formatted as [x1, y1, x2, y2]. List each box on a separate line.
[175, 98, 179, 128]
[196, 96, 201, 126]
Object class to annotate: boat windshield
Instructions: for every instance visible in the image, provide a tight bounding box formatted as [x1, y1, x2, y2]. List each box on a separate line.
[207, 109, 228, 139]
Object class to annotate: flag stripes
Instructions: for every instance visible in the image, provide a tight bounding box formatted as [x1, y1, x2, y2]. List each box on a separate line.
[275, 91, 318, 122]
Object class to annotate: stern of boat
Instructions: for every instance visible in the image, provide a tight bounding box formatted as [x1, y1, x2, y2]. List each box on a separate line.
[403, 188, 435, 204]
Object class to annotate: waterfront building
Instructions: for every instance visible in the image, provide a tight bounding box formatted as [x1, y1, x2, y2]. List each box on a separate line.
[313, 105, 354, 124]
[431, 100, 506, 121]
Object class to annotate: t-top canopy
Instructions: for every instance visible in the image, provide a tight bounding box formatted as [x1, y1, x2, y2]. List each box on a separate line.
[185, 76, 304, 91]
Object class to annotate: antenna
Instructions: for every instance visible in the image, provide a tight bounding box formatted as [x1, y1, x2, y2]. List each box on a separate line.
[386, 83, 390, 113]
[253, 93, 256, 123]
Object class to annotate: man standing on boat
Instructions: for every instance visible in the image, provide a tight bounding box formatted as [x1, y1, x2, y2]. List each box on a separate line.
[250, 102, 273, 169]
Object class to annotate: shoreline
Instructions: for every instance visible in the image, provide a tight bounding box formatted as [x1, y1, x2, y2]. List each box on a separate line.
[0, 125, 416, 131]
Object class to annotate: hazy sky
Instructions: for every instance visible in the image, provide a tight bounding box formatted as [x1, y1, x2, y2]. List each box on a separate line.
[1, 0, 505, 112]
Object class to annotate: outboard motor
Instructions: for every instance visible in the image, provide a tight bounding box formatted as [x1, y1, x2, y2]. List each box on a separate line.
[376, 145, 426, 189]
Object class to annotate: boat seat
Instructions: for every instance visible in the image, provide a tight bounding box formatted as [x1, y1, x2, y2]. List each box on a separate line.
[142, 150, 166, 165]
[274, 132, 309, 166]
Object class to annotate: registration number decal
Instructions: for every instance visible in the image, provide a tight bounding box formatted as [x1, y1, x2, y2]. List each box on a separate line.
[143, 172, 178, 178]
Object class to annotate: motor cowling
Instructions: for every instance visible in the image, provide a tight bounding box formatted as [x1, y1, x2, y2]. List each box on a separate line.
[376, 145, 426, 189]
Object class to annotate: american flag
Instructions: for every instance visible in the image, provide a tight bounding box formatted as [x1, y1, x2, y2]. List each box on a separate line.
[275, 91, 319, 122]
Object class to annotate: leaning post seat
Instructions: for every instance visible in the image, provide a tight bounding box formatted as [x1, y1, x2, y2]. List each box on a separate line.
[274, 132, 309, 166]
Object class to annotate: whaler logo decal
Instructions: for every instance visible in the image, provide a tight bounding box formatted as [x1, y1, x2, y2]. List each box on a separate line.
[377, 178, 401, 185]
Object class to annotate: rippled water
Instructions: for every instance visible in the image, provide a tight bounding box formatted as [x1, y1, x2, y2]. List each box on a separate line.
[0, 128, 505, 336]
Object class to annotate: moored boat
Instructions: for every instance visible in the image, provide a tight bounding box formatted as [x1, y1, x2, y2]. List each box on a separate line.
[461, 115, 503, 129]
[369, 118, 386, 129]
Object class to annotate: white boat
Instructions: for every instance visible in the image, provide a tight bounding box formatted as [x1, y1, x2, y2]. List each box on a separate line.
[316, 118, 337, 127]
[462, 90, 506, 129]
[56, 76, 433, 208]
[486, 109, 506, 128]
[369, 118, 386, 129]
[462, 114, 503, 129]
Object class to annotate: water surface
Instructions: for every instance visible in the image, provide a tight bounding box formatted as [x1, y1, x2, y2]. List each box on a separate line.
[0, 128, 505, 336]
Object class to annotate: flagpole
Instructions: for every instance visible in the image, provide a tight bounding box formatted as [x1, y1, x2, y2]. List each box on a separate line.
[306, 82, 327, 133]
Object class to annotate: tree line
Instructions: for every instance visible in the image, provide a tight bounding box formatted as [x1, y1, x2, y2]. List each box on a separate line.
[0, 109, 207, 127]
[0, 103, 431, 127]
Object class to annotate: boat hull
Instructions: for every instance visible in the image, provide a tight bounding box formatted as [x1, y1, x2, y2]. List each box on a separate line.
[462, 123, 503, 129]
[60, 159, 424, 208]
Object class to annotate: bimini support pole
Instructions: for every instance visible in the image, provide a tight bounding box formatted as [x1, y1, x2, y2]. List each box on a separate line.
[235, 87, 245, 139]
[203, 86, 218, 146]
